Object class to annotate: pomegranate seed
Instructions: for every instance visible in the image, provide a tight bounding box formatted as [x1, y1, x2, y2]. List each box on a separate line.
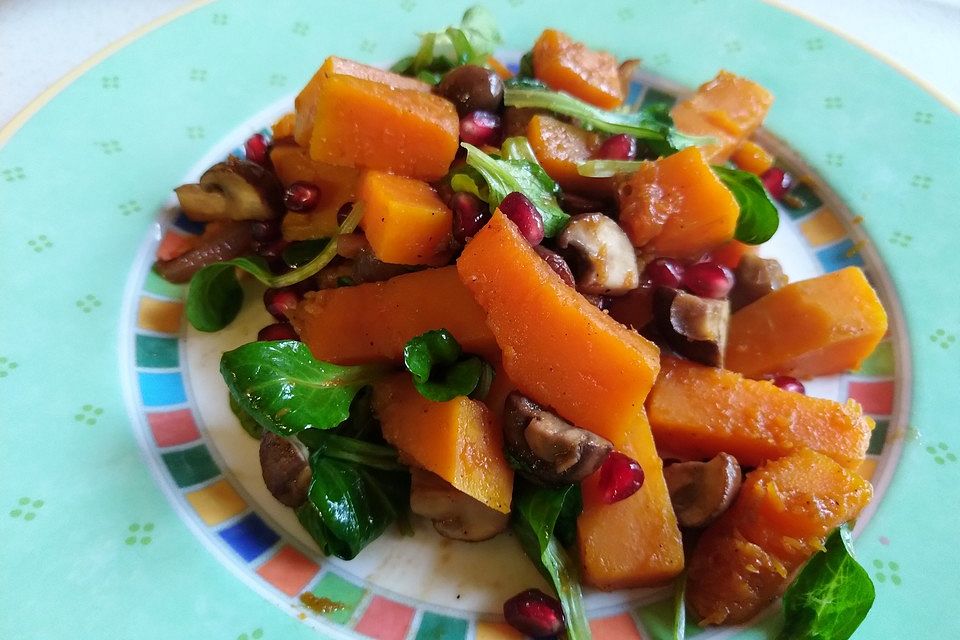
[251, 219, 281, 242]
[598, 451, 645, 504]
[336, 202, 354, 225]
[534, 246, 575, 287]
[244, 133, 270, 166]
[257, 238, 289, 260]
[263, 287, 301, 321]
[459, 110, 502, 147]
[643, 257, 685, 288]
[499, 192, 544, 244]
[450, 191, 490, 243]
[503, 589, 564, 638]
[761, 167, 794, 201]
[593, 134, 637, 161]
[257, 322, 299, 342]
[682, 261, 734, 299]
[770, 375, 806, 394]
[284, 181, 321, 212]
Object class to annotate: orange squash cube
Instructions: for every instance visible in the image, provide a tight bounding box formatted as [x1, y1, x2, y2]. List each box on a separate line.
[532, 29, 624, 109]
[358, 171, 454, 266]
[617, 146, 740, 257]
[271, 113, 296, 141]
[373, 373, 513, 513]
[731, 140, 775, 176]
[526, 115, 611, 197]
[726, 267, 888, 379]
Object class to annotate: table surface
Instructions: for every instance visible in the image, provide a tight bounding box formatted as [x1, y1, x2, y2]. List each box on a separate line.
[0, 0, 958, 128]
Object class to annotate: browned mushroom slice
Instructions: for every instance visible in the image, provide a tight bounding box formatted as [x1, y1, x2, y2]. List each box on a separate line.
[409, 468, 509, 542]
[730, 254, 788, 311]
[663, 453, 742, 528]
[153, 221, 254, 283]
[259, 431, 312, 508]
[556, 213, 640, 296]
[653, 286, 730, 367]
[503, 392, 612, 486]
[175, 157, 284, 222]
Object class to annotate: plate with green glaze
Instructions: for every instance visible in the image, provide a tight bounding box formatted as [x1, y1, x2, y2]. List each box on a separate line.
[2, 1, 957, 638]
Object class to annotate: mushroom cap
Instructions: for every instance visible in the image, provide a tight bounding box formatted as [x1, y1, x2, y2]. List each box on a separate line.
[174, 157, 284, 223]
[153, 221, 254, 284]
[409, 468, 509, 542]
[653, 286, 730, 367]
[556, 213, 640, 296]
[259, 431, 312, 508]
[663, 452, 742, 528]
[730, 254, 789, 311]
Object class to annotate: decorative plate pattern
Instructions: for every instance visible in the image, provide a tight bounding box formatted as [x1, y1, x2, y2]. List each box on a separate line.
[1, 1, 958, 638]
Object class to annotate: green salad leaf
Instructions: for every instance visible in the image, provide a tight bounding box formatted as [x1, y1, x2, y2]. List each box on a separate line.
[778, 526, 875, 640]
[402, 329, 493, 402]
[297, 430, 405, 472]
[220, 340, 390, 436]
[282, 239, 329, 268]
[513, 482, 591, 640]
[673, 573, 687, 640]
[391, 6, 501, 82]
[504, 85, 707, 155]
[713, 166, 780, 244]
[577, 159, 646, 178]
[185, 204, 363, 332]
[296, 445, 410, 560]
[461, 142, 569, 237]
[229, 394, 263, 439]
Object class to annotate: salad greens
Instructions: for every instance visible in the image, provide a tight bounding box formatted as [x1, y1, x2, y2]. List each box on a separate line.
[576, 160, 780, 245]
[461, 142, 569, 236]
[673, 573, 687, 640]
[391, 6, 501, 84]
[403, 329, 494, 402]
[185, 203, 363, 332]
[778, 526, 875, 640]
[296, 443, 410, 560]
[503, 85, 707, 155]
[220, 340, 390, 436]
[229, 394, 263, 439]
[713, 166, 780, 244]
[512, 482, 591, 640]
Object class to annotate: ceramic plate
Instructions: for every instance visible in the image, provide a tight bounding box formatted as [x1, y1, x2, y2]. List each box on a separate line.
[2, 1, 957, 638]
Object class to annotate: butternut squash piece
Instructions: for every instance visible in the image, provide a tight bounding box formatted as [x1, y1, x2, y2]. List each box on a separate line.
[526, 115, 611, 197]
[358, 171, 454, 266]
[708, 239, 754, 270]
[647, 357, 872, 469]
[671, 70, 774, 164]
[578, 408, 685, 589]
[686, 449, 872, 625]
[457, 212, 683, 587]
[271, 113, 296, 141]
[532, 29, 624, 109]
[294, 56, 430, 146]
[726, 267, 888, 379]
[290, 266, 498, 365]
[617, 146, 740, 257]
[374, 373, 513, 513]
[486, 56, 513, 80]
[269, 142, 359, 241]
[731, 140, 774, 176]
[304, 75, 459, 181]
[458, 211, 661, 438]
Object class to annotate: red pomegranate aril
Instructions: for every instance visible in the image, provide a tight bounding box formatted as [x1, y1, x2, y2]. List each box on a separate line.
[336, 202, 354, 225]
[643, 257, 685, 288]
[499, 192, 544, 244]
[761, 167, 794, 201]
[459, 110, 502, 147]
[284, 181, 321, 212]
[770, 375, 806, 394]
[503, 589, 565, 638]
[257, 322, 299, 342]
[682, 261, 734, 299]
[593, 133, 637, 161]
[598, 451, 645, 504]
[263, 287, 301, 321]
[450, 191, 489, 243]
[534, 246, 575, 287]
[244, 133, 270, 166]
[251, 219, 281, 242]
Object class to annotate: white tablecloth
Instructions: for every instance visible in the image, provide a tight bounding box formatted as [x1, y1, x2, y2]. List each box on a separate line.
[1, 0, 957, 128]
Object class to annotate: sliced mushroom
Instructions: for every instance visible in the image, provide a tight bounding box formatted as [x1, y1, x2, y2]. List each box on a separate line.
[175, 157, 284, 222]
[617, 59, 641, 97]
[730, 254, 788, 311]
[352, 247, 418, 284]
[663, 453, 742, 528]
[409, 468, 509, 541]
[556, 213, 640, 295]
[653, 286, 730, 367]
[259, 431, 312, 508]
[153, 221, 254, 283]
[503, 392, 612, 486]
